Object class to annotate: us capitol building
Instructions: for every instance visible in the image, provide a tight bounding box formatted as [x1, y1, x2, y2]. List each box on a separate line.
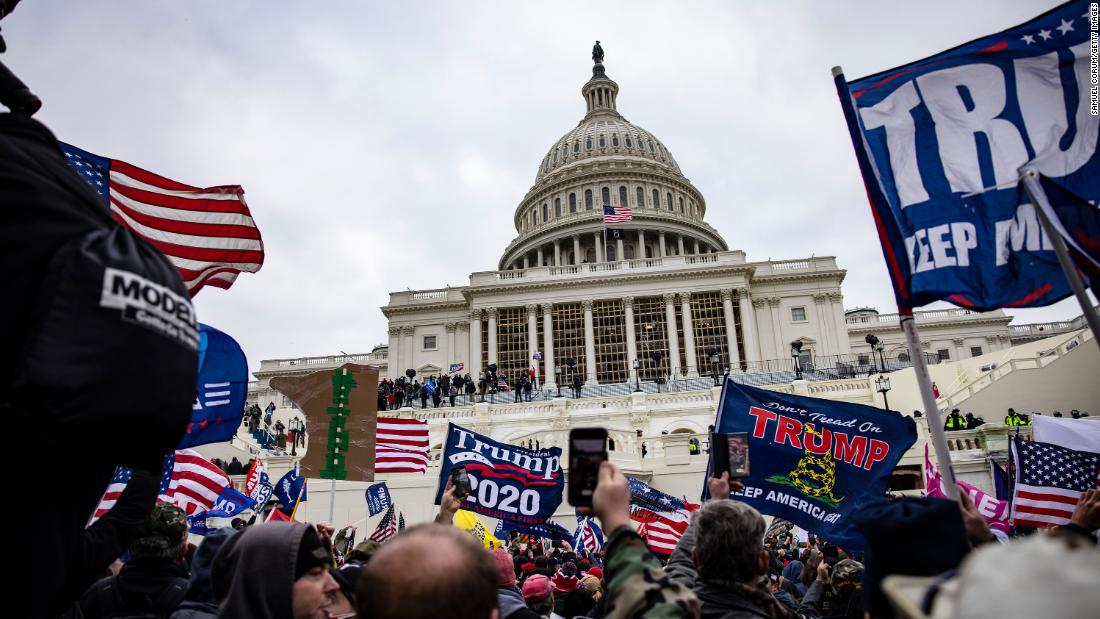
[227, 47, 1096, 528]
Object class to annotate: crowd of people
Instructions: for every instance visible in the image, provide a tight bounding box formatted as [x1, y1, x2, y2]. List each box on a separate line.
[45, 460, 1099, 619]
[937, 406, 1092, 431]
[376, 367, 550, 410]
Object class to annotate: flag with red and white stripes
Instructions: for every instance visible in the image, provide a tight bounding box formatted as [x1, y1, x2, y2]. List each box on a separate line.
[158, 449, 233, 516]
[60, 142, 264, 296]
[603, 204, 633, 224]
[1010, 437, 1099, 529]
[369, 504, 399, 543]
[375, 417, 431, 474]
[636, 519, 688, 555]
[89, 449, 231, 524]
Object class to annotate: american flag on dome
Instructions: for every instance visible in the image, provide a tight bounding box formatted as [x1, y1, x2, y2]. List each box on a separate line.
[59, 142, 264, 296]
[375, 417, 431, 474]
[1010, 437, 1099, 529]
[370, 504, 399, 543]
[603, 204, 633, 224]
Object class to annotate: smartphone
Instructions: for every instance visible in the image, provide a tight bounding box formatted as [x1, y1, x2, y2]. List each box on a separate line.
[451, 465, 473, 499]
[568, 428, 608, 507]
[710, 432, 751, 478]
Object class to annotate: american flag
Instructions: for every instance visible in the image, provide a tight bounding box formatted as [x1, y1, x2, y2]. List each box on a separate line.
[1011, 437, 1100, 529]
[91, 466, 134, 523]
[574, 516, 604, 553]
[158, 449, 233, 516]
[398, 512, 406, 531]
[627, 477, 696, 553]
[370, 504, 398, 543]
[89, 449, 231, 523]
[60, 142, 264, 296]
[376, 417, 431, 474]
[637, 519, 689, 555]
[603, 205, 633, 224]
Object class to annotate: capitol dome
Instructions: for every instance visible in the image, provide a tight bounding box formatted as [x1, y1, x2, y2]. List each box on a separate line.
[499, 48, 727, 271]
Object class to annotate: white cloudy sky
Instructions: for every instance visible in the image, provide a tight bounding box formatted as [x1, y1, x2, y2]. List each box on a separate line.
[6, 0, 1093, 373]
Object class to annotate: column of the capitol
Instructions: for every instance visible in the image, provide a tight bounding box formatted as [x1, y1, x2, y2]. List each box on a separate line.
[402, 326, 415, 374]
[680, 293, 698, 377]
[445, 323, 457, 370]
[542, 303, 556, 390]
[583, 299, 598, 384]
[486, 307, 498, 368]
[526, 304, 539, 386]
[573, 236, 581, 265]
[664, 293, 681, 377]
[623, 296, 638, 383]
[594, 233, 603, 263]
[721, 289, 742, 370]
[469, 309, 483, 377]
[387, 326, 401, 378]
[738, 288, 759, 364]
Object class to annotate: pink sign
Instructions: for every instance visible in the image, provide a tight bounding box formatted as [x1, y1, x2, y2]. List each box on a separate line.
[923, 445, 1010, 532]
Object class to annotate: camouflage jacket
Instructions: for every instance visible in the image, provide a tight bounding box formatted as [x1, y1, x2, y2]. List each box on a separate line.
[603, 525, 701, 619]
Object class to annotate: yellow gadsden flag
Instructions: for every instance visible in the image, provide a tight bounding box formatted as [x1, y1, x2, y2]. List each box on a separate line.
[453, 509, 502, 548]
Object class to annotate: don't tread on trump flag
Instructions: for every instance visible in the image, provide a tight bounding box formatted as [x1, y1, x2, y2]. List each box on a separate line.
[711, 380, 916, 551]
[835, 0, 1100, 311]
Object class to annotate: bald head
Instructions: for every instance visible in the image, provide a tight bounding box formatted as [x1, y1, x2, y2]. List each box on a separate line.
[357, 523, 499, 619]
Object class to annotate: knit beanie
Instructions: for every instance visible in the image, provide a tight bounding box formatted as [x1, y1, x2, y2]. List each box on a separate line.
[492, 548, 516, 587]
[295, 526, 332, 580]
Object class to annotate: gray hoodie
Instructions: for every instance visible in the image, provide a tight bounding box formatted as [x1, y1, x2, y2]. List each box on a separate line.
[211, 522, 308, 619]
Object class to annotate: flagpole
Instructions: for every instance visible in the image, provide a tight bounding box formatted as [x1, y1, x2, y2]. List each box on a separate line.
[1019, 167, 1100, 348]
[290, 482, 306, 521]
[901, 316, 960, 500]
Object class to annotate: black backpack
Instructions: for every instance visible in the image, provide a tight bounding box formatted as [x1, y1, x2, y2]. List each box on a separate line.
[2, 115, 196, 463]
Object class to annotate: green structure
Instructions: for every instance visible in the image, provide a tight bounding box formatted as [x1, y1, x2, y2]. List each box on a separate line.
[321, 367, 358, 480]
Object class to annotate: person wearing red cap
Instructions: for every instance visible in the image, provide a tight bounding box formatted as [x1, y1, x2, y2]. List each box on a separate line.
[521, 574, 555, 618]
[494, 548, 542, 619]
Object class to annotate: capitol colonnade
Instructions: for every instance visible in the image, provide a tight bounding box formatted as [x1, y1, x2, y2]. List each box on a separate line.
[462, 286, 754, 389]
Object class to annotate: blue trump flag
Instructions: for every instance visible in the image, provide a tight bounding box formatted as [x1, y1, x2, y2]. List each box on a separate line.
[178, 323, 248, 449]
[434, 423, 563, 525]
[836, 1, 1099, 311]
[365, 482, 392, 516]
[711, 381, 916, 551]
[495, 517, 573, 542]
[188, 487, 256, 535]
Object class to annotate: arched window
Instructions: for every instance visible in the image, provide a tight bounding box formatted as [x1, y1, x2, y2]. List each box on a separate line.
[625, 244, 635, 259]
[553, 150, 558, 163]
[585, 190, 593, 210]
[636, 187, 645, 208]
[598, 135, 606, 148]
[601, 187, 611, 206]
[679, 197, 684, 213]
[649, 141, 656, 153]
[555, 198, 562, 217]
[612, 134, 620, 147]
[645, 245, 653, 258]
[585, 248, 596, 262]
[625, 135, 633, 148]
[652, 189, 659, 209]
[569, 193, 577, 213]
[542, 203, 549, 221]
[585, 137, 593, 150]
[666, 193, 673, 210]
[619, 186, 628, 207]
[574, 141, 580, 153]
[607, 245, 616, 261]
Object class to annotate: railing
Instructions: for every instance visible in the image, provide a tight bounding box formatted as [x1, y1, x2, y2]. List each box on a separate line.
[846, 308, 990, 325]
[771, 259, 810, 271]
[470, 252, 749, 286]
[269, 352, 388, 368]
[411, 290, 449, 300]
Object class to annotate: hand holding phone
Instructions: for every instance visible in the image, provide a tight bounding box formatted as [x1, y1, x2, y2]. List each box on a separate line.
[568, 428, 608, 507]
[710, 431, 751, 479]
[451, 465, 473, 499]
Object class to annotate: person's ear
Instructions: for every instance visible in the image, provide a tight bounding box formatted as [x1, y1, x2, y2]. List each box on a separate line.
[756, 551, 768, 577]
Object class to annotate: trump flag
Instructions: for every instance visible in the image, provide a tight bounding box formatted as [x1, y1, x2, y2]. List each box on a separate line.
[711, 381, 916, 550]
[178, 323, 248, 449]
[836, 1, 1100, 311]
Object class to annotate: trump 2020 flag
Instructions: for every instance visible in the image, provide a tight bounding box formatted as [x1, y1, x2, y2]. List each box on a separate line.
[712, 381, 916, 550]
[434, 423, 563, 525]
[365, 482, 392, 517]
[835, 1, 1099, 311]
[178, 323, 248, 449]
[274, 466, 306, 512]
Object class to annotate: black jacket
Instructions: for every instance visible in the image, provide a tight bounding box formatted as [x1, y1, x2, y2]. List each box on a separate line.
[78, 556, 190, 619]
